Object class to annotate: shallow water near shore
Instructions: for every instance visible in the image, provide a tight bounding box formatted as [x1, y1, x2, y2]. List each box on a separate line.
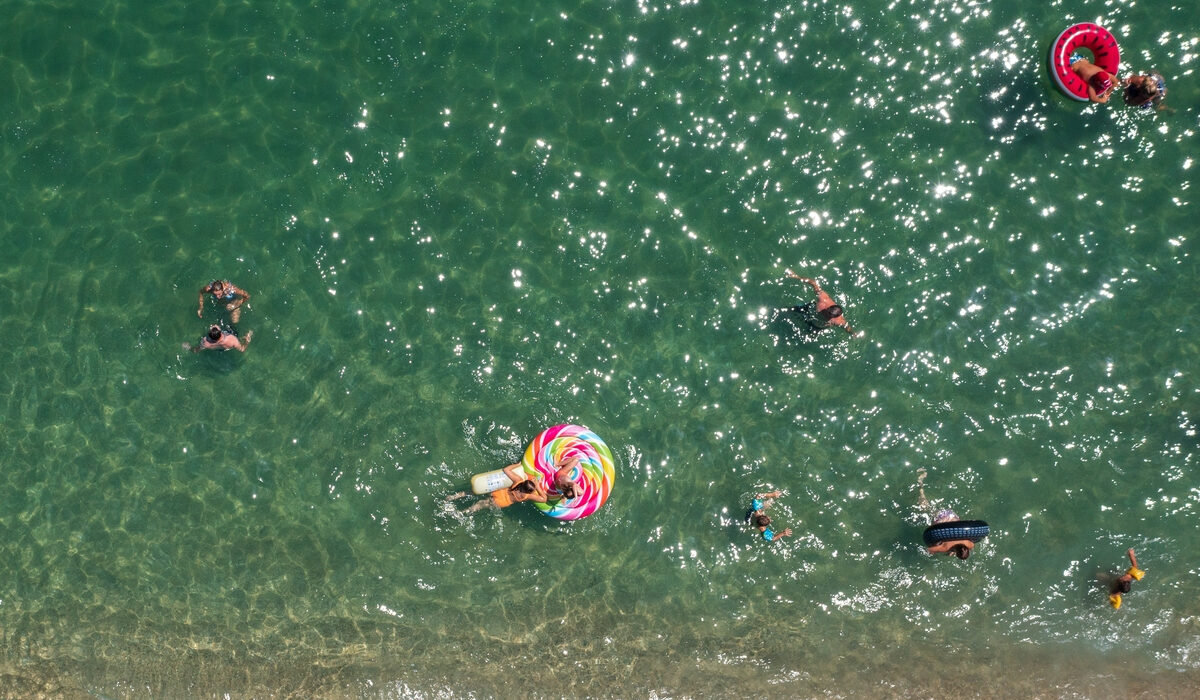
[2, 0, 1200, 697]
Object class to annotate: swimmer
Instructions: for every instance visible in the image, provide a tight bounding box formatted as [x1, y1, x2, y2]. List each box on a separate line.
[449, 463, 548, 514]
[785, 270, 854, 335]
[198, 279, 250, 323]
[745, 490, 792, 543]
[1108, 548, 1145, 609]
[1123, 72, 1170, 111]
[187, 324, 252, 353]
[552, 454, 582, 500]
[917, 468, 973, 559]
[1069, 56, 1117, 104]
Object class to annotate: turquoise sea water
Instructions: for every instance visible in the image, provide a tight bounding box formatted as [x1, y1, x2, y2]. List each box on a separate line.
[2, 0, 1200, 696]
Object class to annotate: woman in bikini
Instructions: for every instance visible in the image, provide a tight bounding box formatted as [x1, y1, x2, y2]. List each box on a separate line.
[552, 455, 582, 501]
[198, 279, 251, 323]
[450, 463, 548, 514]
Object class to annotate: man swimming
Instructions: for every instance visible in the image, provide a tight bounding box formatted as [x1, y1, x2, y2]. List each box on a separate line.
[785, 270, 855, 335]
[187, 324, 252, 353]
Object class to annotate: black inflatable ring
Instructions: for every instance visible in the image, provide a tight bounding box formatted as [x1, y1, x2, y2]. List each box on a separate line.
[923, 520, 989, 547]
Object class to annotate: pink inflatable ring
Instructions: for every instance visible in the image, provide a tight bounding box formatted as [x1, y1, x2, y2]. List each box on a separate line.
[1049, 23, 1120, 102]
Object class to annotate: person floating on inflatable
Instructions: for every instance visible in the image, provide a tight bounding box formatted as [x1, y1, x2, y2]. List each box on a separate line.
[1123, 72, 1169, 111]
[449, 463, 547, 515]
[1108, 548, 1145, 609]
[552, 454, 582, 501]
[917, 468, 987, 560]
[1069, 57, 1117, 104]
[745, 490, 792, 543]
[785, 270, 855, 335]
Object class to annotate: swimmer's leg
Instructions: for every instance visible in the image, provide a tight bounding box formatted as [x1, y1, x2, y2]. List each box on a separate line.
[461, 498, 497, 514]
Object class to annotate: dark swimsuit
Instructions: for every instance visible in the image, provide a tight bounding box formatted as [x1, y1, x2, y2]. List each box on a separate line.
[789, 303, 830, 330]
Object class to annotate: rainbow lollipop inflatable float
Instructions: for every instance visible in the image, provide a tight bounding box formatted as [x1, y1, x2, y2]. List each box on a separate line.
[522, 424, 614, 520]
[468, 425, 614, 518]
[472, 424, 614, 520]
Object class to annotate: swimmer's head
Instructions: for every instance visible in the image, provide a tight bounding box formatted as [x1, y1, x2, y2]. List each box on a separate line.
[515, 480, 536, 494]
[1125, 73, 1163, 104]
[755, 514, 771, 528]
[211, 280, 226, 293]
[950, 544, 970, 560]
[560, 483, 579, 500]
[207, 325, 222, 342]
[1115, 578, 1132, 594]
[819, 304, 844, 320]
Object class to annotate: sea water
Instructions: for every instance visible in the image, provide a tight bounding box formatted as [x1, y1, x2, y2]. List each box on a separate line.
[1, 0, 1199, 696]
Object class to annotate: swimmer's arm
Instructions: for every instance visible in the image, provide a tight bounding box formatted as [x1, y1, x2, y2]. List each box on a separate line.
[771, 528, 793, 541]
[501, 463, 525, 484]
[1126, 548, 1138, 569]
[197, 286, 210, 317]
[829, 315, 854, 334]
[1098, 72, 1117, 102]
[230, 286, 250, 307]
[515, 484, 548, 504]
[786, 271, 821, 292]
[755, 490, 782, 509]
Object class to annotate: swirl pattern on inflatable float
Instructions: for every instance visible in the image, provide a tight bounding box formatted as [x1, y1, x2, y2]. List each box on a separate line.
[522, 424, 614, 520]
